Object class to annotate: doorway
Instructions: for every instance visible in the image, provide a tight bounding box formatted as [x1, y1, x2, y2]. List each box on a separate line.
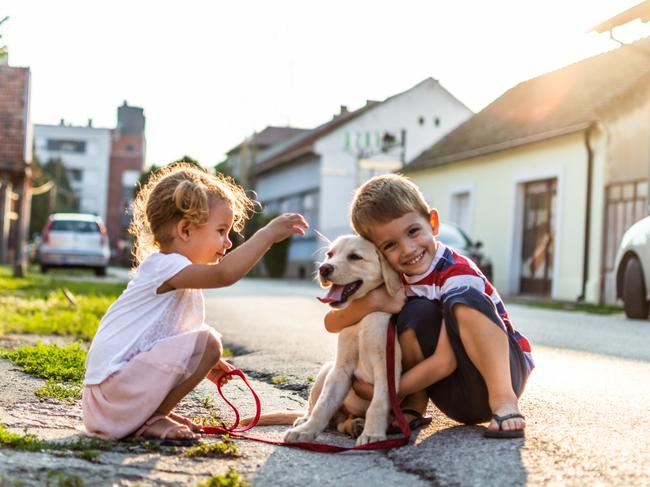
[520, 178, 557, 295]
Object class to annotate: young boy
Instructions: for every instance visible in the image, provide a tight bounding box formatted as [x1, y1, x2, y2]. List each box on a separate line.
[324, 174, 533, 438]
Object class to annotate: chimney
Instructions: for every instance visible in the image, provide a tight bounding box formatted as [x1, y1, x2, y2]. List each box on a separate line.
[340, 105, 348, 114]
[59, 118, 65, 126]
[87, 118, 93, 127]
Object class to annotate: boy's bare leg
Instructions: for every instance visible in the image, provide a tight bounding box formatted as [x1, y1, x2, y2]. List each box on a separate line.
[140, 334, 222, 440]
[453, 304, 525, 433]
[398, 326, 457, 422]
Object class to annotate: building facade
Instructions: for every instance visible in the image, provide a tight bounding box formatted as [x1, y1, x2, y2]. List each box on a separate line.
[404, 38, 650, 304]
[33, 102, 145, 260]
[0, 64, 32, 275]
[254, 78, 473, 278]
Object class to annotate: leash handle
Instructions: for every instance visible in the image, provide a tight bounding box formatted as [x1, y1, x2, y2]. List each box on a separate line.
[206, 368, 261, 433]
[203, 319, 410, 451]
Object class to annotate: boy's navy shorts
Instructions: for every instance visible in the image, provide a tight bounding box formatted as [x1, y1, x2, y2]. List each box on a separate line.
[395, 288, 530, 425]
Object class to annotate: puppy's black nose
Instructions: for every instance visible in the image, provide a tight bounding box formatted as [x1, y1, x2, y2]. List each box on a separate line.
[319, 263, 334, 279]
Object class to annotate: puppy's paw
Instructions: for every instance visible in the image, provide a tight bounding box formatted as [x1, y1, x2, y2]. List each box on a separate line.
[349, 418, 365, 438]
[284, 427, 318, 443]
[356, 432, 386, 446]
[293, 415, 309, 427]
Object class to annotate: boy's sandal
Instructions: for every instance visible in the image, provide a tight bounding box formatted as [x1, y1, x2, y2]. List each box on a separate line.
[135, 414, 200, 446]
[483, 413, 525, 439]
[386, 408, 433, 435]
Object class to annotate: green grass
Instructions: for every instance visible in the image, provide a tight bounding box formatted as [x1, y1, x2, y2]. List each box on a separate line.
[0, 265, 125, 340]
[184, 436, 239, 458]
[271, 374, 288, 385]
[195, 470, 249, 487]
[2, 342, 86, 401]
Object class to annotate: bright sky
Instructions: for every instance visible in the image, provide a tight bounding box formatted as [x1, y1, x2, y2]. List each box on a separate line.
[3, 1, 649, 168]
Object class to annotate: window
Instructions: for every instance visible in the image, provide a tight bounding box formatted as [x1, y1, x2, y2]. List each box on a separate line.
[434, 117, 440, 127]
[125, 144, 134, 152]
[69, 169, 83, 182]
[418, 116, 425, 126]
[46, 139, 86, 153]
[450, 191, 471, 232]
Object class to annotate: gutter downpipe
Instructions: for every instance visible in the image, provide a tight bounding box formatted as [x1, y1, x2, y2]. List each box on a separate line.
[578, 122, 597, 302]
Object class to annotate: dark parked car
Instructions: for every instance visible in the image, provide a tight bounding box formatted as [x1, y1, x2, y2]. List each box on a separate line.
[438, 222, 494, 282]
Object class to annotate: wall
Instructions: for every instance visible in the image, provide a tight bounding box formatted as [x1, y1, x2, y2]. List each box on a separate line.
[33, 124, 111, 222]
[408, 132, 607, 302]
[316, 78, 473, 239]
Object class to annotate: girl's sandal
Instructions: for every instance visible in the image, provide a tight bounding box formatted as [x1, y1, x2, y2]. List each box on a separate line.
[135, 414, 200, 446]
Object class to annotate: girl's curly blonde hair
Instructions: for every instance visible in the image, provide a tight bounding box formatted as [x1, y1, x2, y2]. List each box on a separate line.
[129, 163, 257, 264]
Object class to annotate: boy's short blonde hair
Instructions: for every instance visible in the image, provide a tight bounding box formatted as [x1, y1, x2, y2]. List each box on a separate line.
[351, 173, 430, 240]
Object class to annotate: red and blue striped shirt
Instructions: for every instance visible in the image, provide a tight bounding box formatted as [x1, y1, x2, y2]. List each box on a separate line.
[403, 243, 534, 372]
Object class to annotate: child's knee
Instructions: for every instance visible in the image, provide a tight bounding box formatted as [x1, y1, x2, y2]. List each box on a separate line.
[205, 332, 223, 365]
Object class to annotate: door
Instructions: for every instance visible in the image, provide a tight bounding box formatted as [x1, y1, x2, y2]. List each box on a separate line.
[520, 178, 557, 295]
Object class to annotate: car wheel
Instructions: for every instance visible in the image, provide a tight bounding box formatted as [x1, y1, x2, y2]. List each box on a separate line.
[622, 257, 649, 319]
[94, 267, 107, 277]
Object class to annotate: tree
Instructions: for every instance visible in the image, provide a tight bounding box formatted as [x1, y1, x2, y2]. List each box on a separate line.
[29, 156, 78, 237]
[0, 16, 8, 60]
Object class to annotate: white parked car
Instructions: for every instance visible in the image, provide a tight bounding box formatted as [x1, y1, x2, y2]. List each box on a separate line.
[39, 213, 111, 276]
[614, 215, 650, 319]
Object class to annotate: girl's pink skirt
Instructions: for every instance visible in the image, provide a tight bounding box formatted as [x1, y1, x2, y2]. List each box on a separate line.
[82, 326, 220, 440]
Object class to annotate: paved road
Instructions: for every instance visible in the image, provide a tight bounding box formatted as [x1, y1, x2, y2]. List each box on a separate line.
[205, 279, 650, 486]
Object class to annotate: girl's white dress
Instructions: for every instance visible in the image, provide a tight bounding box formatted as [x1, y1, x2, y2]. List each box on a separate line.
[82, 252, 220, 439]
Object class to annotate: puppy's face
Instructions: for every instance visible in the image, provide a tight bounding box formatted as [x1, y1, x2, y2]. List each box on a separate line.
[317, 235, 401, 309]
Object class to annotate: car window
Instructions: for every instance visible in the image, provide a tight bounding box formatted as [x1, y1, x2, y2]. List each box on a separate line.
[50, 220, 100, 233]
[438, 224, 469, 250]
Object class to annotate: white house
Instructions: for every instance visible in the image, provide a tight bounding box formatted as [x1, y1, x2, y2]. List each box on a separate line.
[33, 121, 112, 223]
[404, 37, 650, 304]
[253, 78, 473, 277]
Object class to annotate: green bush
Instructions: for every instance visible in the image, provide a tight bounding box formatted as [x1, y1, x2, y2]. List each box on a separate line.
[244, 212, 290, 278]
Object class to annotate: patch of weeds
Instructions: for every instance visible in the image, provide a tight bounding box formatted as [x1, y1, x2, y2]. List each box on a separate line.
[36, 380, 82, 402]
[2, 342, 86, 383]
[202, 395, 215, 408]
[271, 374, 288, 385]
[194, 408, 226, 428]
[2, 342, 86, 402]
[305, 374, 314, 382]
[0, 423, 115, 462]
[74, 450, 99, 462]
[0, 422, 47, 451]
[222, 347, 233, 358]
[195, 469, 249, 487]
[185, 436, 239, 458]
[45, 471, 84, 487]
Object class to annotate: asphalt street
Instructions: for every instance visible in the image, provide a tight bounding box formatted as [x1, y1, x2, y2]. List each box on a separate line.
[204, 278, 650, 486]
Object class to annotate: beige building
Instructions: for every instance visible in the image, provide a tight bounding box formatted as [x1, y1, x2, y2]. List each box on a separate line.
[404, 37, 650, 304]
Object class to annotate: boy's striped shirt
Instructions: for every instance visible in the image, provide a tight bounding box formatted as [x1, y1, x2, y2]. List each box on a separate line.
[403, 243, 534, 372]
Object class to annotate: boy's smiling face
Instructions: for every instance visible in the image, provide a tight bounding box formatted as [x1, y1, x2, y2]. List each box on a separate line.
[369, 210, 440, 276]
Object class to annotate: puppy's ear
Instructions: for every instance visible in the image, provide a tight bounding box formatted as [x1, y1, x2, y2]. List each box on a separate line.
[377, 250, 402, 296]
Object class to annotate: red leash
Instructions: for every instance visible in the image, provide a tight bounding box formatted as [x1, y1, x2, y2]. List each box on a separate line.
[202, 319, 411, 452]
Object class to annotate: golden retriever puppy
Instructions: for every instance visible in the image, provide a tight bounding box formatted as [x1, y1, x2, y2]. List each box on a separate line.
[283, 235, 403, 446]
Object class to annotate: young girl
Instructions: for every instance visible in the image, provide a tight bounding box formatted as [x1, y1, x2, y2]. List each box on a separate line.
[82, 163, 308, 444]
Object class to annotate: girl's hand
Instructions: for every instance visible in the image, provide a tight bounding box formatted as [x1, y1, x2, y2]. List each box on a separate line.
[352, 377, 374, 401]
[261, 213, 309, 243]
[367, 286, 406, 314]
[207, 359, 235, 386]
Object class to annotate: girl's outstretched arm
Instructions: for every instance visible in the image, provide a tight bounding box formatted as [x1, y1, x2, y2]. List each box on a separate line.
[167, 213, 308, 290]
